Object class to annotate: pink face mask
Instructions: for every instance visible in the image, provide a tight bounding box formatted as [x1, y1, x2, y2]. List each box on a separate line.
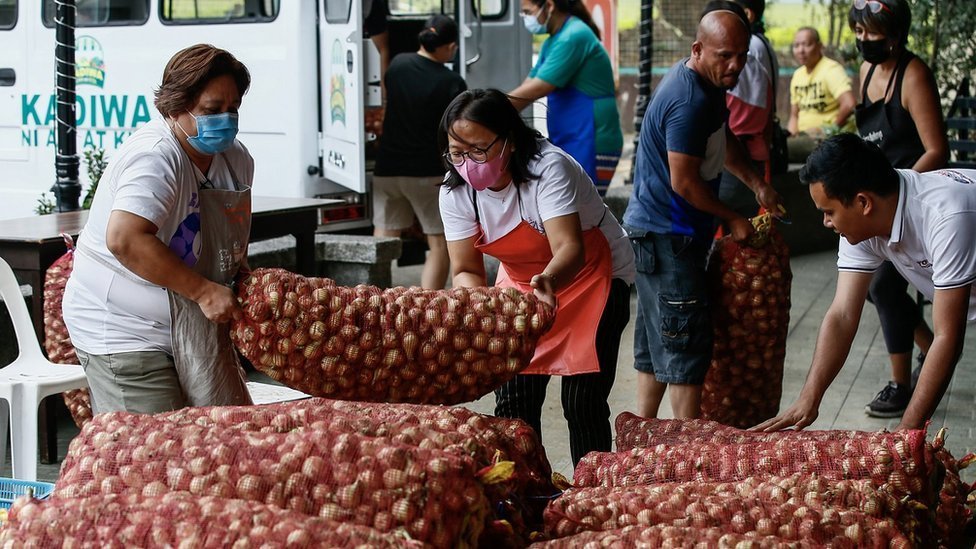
[458, 139, 510, 191]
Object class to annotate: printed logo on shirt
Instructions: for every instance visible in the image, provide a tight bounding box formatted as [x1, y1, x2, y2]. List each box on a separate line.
[862, 130, 883, 143]
[934, 170, 976, 185]
[793, 81, 832, 113]
[917, 259, 932, 269]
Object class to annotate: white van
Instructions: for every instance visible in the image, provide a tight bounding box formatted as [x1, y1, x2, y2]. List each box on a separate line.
[0, 0, 531, 227]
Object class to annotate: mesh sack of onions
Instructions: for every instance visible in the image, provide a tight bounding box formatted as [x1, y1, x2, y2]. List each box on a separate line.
[703, 213, 792, 428]
[54, 412, 489, 548]
[157, 398, 558, 544]
[0, 492, 427, 549]
[529, 520, 912, 549]
[615, 414, 976, 546]
[231, 268, 555, 405]
[930, 429, 976, 544]
[543, 475, 920, 544]
[575, 429, 940, 506]
[41, 244, 93, 429]
[615, 413, 897, 451]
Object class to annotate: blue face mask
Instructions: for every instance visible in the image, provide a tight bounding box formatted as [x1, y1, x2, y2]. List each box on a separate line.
[522, 8, 548, 35]
[176, 111, 239, 155]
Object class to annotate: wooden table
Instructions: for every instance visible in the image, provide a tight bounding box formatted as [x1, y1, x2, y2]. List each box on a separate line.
[0, 195, 335, 462]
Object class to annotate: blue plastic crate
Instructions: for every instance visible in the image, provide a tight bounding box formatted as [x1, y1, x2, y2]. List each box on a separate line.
[0, 478, 55, 511]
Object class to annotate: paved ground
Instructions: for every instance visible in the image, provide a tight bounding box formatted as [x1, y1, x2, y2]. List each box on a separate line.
[7, 247, 975, 497]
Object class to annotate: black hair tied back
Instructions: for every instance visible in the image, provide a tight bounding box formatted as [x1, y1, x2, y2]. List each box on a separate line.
[418, 14, 459, 53]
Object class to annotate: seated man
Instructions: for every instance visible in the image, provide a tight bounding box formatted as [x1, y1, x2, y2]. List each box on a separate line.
[757, 134, 976, 432]
[787, 27, 856, 162]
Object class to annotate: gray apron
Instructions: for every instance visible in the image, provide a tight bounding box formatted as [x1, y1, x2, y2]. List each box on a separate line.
[168, 158, 253, 407]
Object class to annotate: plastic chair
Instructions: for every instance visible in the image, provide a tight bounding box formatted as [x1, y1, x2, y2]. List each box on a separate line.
[0, 256, 88, 481]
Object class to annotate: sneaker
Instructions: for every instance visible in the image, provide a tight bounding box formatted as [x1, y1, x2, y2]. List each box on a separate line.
[910, 352, 925, 390]
[865, 381, 912, 418]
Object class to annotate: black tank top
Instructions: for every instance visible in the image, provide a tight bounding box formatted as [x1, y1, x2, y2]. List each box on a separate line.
[855, 52, 926, 169]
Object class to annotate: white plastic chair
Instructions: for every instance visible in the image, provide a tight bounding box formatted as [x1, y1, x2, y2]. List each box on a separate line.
[0, 256, 88, 481]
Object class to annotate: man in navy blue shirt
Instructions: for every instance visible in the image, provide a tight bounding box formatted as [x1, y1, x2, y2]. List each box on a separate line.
[624, 7, 781, 420]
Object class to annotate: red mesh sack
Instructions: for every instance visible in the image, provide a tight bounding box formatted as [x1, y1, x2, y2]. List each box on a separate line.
[530, 521, 909, 548]
[41, 239, 93, 429]
[231, 268, 555, 405]
[544, 475, 920, 544]
[575, 428, 939, 506]
[54, 411, 488, 548]
[0, 492, 427, 548]
[930, 428, 976, 545]
[614, 415, 976, 546]
[616, 413, 882, 450]
[157, 398, 557, 545]
[703, 214, 792, 427]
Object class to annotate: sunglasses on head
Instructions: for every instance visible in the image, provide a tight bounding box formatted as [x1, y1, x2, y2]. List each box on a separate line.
[853, 0, 892, 14]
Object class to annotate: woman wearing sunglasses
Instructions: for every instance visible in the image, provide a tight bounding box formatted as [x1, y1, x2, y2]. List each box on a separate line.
[850, 0, 949, 418]
[438, 89, 635, 466]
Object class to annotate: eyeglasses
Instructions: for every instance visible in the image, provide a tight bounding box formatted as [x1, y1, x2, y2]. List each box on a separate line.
[853, 0, 892, 14]
[443, 135, 502, 166]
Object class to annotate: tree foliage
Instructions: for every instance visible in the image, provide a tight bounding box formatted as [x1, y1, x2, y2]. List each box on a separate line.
[909, 0, 976, 104]
[810, 0, 976, 102]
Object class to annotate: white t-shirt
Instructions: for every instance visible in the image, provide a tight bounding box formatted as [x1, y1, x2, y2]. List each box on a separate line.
[63, 118, 254, 354]
[440, 139, 636, 283]
[838, 169, 976, 321]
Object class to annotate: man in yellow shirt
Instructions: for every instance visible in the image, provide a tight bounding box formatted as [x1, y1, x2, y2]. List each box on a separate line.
[788, 27, 856, 161]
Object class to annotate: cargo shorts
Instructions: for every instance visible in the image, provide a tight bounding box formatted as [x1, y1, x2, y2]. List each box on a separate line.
[75, 348, 186, 414]
[626, 228, 713, 385]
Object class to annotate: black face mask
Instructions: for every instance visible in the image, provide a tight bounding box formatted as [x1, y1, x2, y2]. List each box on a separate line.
[857, 37, 891, 64]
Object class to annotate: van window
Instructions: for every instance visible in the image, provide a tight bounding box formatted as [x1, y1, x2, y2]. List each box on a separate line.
[0, 0, 16, 30]
[324, 0, 350, 24]
[472, 0, 505, 19]
[387, 0, 440, 15]
[161, 0, 279, 23]
[42, 0, 149, 27]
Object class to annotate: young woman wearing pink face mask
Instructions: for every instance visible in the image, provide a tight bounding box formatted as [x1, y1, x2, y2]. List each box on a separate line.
[437, 89, 635, 466]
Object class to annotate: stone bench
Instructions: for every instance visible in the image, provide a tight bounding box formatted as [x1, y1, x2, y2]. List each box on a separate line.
[247, 233, 403, 288]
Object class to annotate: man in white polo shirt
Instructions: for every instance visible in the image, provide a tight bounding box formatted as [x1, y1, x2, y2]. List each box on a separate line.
[756, 133, 976, 432]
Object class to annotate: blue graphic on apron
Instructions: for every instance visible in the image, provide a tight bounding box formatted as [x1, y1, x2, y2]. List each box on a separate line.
[169, 212, 201, 267]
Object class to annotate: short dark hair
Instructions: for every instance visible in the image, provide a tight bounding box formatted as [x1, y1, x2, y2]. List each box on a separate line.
[418, 14, 459, 52]
[848, 0, 911, 47]
[527, 0, 601, 40]
[437, 89, 543, 189]
[700, 0, 749, 29]
[796, 26, 821, 44]
[799, 133, 899, 205]
[734, 0, 766, 20]
[154, 44, 250, 117]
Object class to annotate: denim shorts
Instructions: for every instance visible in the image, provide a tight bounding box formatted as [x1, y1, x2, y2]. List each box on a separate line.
[626, 228, 713, 384]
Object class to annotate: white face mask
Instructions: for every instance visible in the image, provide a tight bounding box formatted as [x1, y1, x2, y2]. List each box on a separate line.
[522, 6, 549, 35]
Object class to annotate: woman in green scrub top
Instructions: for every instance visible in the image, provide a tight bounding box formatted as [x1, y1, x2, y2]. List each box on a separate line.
[509, 0, 623, 197]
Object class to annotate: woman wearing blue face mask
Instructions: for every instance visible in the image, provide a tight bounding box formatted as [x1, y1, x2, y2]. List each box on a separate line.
[847, 0, 949, 419]
[438, 89, 635, 465]
[63, 44, 256, 414]
[509, 0, 622, 197]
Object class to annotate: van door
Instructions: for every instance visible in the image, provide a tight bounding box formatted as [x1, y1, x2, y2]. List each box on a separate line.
[317, 0, 366, 194]
[458, 0, 531, 92]
[0, 0, 28, 165]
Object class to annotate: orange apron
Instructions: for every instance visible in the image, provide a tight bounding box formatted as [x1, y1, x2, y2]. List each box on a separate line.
[476, 215, 613, 376]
